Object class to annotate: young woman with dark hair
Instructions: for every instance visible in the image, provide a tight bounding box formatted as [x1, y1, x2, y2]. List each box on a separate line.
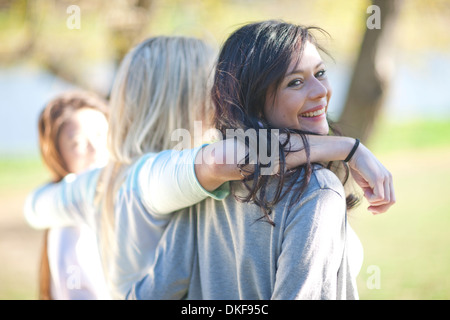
[212, 21, 387, 222]
[129, 20, 395, 300]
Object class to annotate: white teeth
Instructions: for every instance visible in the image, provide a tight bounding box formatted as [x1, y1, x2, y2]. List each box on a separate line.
[301, 108, 325, 118]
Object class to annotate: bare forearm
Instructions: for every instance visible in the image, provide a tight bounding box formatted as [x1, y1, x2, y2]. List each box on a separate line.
[286, 135, 356, 167]
[194, 134, 395, 213]
[194, 140, 242, 191]
[194, 136, 355, 191]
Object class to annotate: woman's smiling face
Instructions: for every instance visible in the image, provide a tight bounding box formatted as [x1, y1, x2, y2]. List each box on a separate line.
[264, 40, 332, 135]
[58, 107, 109, 174]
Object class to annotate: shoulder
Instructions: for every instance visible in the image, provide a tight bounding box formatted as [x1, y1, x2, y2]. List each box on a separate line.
[308, 166, 345, 200]
[282, 166, 346, 225]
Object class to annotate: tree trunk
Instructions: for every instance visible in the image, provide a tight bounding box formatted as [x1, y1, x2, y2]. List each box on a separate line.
[338, 0, 403, 143]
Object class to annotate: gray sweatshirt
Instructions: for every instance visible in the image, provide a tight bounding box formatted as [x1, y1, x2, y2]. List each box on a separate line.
[128, 166, 363, 300]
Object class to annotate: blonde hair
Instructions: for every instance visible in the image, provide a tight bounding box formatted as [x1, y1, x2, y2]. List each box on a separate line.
[108, 36, 216, 164]
[97, 36, 216, 275]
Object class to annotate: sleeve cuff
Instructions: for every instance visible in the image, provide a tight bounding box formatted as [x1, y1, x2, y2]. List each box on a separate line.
[190, 144, 230, 201]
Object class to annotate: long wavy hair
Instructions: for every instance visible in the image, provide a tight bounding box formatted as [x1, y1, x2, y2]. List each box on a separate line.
[212, 20, 358, 225]
[107, 36, 216, 163]
[97, 36, 216, 266]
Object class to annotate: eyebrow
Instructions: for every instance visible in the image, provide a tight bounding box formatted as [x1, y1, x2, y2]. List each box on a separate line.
[285, 61, 324, 77]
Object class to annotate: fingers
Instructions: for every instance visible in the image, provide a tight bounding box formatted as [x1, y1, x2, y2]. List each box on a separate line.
[367, 202, 393, 215]
[363, 171, 396, 214]
[383, 178, 390, 204]
[389, 173, 396, 205]
[364, 179, 384, 203]
[346, 143, 396, 214]
[368, 187, 395, 214]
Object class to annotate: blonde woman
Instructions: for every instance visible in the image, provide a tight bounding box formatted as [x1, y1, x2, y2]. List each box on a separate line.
[25, 36, 394, 299]
[36, 91, 110, 299]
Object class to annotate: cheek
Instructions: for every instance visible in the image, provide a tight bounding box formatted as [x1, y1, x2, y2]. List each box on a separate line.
[324, 80, 332, 104]
[59, 139, 93, 173]
[61, 147, 85, 173]
[265, 87, 307, 128]
[58, 139, 71, 169]
[272, 92, 305, 127]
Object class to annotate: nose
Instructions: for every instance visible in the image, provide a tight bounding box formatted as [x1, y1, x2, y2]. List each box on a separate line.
[308, 77, 328, 101]
[86, 139, 96, 156]
[87, 137, 108, 166]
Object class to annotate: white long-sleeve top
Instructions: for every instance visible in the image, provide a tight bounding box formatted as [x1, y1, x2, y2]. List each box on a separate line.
[47, 225, 111, 300]
[24, 146, 229, 299]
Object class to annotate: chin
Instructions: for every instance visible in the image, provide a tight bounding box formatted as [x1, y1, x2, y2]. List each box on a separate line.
[319, 126, 330, 135]
[298, 118, 329, 135]
[306, 126, 329, 135]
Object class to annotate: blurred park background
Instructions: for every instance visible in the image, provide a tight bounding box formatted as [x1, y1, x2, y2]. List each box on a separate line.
[1, 0, 450, 299]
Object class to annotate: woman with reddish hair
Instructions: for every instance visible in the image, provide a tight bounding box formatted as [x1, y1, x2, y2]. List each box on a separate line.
[37, 91, 110, 299]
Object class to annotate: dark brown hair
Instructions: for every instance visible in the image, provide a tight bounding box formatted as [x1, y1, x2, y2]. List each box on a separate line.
[212, 20, 358, 225]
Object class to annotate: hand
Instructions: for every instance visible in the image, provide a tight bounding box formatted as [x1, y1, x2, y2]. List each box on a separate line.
[348, 142, 396, 214]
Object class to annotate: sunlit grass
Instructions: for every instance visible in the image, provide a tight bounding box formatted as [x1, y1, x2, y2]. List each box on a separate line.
[367, 118, 450, 154]
[0, 156, 49, 192]
[352, 119, 450, 300]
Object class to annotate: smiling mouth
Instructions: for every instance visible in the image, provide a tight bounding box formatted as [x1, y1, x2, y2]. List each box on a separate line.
[299, 106, 326, 118]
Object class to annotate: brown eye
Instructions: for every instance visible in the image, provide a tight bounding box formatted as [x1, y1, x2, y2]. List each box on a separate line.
[288, 79, 303, 87]
[315, 69, 327, 78]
